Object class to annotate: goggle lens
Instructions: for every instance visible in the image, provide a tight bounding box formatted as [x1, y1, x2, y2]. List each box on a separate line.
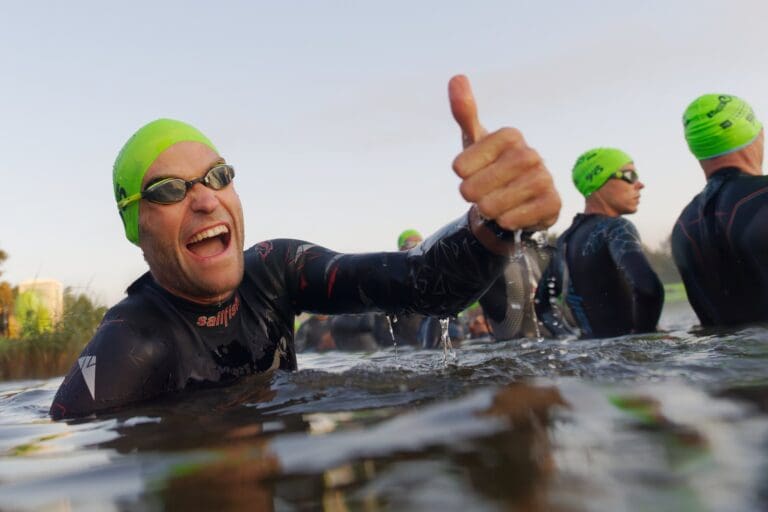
[613, 169, 639, 184]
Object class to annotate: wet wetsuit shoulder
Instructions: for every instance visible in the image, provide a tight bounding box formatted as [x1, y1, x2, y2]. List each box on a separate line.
[49, 285, 177, 419]
[672, 168, 768, 325]
[51, 267, 298, 419]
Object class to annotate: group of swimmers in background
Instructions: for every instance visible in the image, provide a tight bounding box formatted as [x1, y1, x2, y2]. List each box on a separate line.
[298, 92, 767, 351]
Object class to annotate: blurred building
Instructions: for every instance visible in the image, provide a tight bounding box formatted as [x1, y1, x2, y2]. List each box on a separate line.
[18, 279, 64, 324]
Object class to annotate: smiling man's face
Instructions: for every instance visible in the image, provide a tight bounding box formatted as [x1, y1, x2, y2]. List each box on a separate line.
[138, 141, 245, 304]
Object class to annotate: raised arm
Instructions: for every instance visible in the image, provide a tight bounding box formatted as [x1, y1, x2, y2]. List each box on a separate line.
[270, 212, 507, 317]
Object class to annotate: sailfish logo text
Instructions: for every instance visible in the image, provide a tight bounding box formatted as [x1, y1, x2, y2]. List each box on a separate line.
[197, 295, 241, 327]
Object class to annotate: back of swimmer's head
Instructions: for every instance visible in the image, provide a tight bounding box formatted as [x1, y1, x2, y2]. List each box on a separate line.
[571, 147, 633, 197]
[113, 119, 218, 245]
[683, 94, 763, 161]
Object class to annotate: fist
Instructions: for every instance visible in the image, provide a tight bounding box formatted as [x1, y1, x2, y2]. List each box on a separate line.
[450, 75, 560, 232]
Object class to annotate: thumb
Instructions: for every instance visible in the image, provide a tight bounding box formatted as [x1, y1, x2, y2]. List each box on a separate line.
[449, 74, 488, 148]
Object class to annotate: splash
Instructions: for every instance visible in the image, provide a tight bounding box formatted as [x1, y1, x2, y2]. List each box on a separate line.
[439, 317, 456, 365]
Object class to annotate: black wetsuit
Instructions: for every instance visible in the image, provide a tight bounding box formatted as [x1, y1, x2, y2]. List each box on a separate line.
[329, 313, 389, 351]
[535, 214, 664, 339]
[50, 215, 504, 419]
[672, 167, 768, 326]
[479, 242, 552, 340]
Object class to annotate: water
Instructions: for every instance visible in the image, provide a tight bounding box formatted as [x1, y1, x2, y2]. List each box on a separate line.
[1, 301, 768, 511]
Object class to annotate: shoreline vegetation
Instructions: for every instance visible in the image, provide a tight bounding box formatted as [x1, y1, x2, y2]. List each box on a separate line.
[0, 291, 106, 381]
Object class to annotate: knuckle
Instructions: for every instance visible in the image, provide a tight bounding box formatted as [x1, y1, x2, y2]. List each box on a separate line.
[497, 212, 520, 230]
[496, 127, 523, 145]
[528, 176, 549, 197]
[452, 156, 466, 177]
[459, 180, 475, 201]
[519, 147, 541, 168]
[477, 196, 498, 217]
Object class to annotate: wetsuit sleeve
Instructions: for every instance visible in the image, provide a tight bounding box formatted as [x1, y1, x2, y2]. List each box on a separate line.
[49, 317, 173, 419]
[606, 219, 664, 333]
[275, 211, 506, 317]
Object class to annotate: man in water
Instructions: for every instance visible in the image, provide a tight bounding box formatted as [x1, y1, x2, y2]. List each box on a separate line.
[50, 76, 561, 418]
[535, 148, 663, 338]
[672, 94, 766, 326]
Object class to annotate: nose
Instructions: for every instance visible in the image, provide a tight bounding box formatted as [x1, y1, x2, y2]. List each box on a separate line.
[635, 180, 644, 190]
[188, 183, 219, 213]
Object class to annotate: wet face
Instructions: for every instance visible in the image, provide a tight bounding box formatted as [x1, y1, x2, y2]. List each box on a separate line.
[138, 141, 245, 304]
[592, 163, 644, 216]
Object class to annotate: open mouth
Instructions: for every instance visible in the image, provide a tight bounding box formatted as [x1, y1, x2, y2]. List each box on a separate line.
[186, 224, 231, 258]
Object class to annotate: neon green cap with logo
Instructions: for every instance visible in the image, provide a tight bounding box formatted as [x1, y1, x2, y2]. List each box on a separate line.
[571, 147, 633, 197]
[397, 229, 422, 250]
[113, 119, 218, 245]
[683, 94, 762, 160]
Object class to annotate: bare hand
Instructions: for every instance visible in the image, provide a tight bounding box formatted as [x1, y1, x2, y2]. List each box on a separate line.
[449, 75, 560, 232]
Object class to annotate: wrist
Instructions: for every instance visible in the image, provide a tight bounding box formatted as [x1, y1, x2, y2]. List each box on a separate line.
[468, 206, 529, 255]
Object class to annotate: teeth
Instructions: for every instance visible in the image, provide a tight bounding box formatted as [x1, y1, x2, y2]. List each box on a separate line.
[189, 225, 229, 244]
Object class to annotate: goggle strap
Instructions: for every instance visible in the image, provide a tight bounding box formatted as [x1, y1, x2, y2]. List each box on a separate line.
[117, 192, 142, 210]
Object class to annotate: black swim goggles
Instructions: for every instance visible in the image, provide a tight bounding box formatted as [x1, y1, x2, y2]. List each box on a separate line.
[118, 164, 235, 209]
[611, 168, 639, 185]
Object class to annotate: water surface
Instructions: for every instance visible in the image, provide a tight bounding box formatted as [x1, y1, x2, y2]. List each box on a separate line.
[1, 301, 767, 511]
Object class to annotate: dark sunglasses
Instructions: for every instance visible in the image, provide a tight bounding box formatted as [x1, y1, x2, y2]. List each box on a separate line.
[611, 168, 639, 185]
[118, 164, 235, 209]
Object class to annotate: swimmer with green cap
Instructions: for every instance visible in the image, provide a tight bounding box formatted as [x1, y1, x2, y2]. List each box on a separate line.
[672, 93, 768, 327]
[535, 147, 663, 339]
[50, 74, 564, 419]
[397, 229, 422, 251]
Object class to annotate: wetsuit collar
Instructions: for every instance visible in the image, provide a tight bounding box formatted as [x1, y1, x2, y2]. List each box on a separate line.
[706, 166, 749, 181]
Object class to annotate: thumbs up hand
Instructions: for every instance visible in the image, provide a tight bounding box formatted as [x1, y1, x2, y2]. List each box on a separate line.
[449, 75, 560, 249]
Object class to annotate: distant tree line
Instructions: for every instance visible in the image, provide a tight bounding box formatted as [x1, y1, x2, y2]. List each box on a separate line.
[642, 236, 681, 284]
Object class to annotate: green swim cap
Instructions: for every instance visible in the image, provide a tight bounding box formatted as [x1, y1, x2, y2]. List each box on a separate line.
[572, 148, 633, 197]
[683, 94, 762, 160]
[113, 119, 218, 245]
[397, 229, 422, 250]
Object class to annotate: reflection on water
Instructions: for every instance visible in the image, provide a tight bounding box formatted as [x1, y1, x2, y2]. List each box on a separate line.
[0, 302, 767, 511]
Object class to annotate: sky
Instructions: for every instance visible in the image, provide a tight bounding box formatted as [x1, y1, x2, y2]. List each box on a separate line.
[1, 0, 767, 307]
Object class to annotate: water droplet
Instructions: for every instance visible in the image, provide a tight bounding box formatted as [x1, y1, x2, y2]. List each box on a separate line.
[386, 314, 399, 362]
